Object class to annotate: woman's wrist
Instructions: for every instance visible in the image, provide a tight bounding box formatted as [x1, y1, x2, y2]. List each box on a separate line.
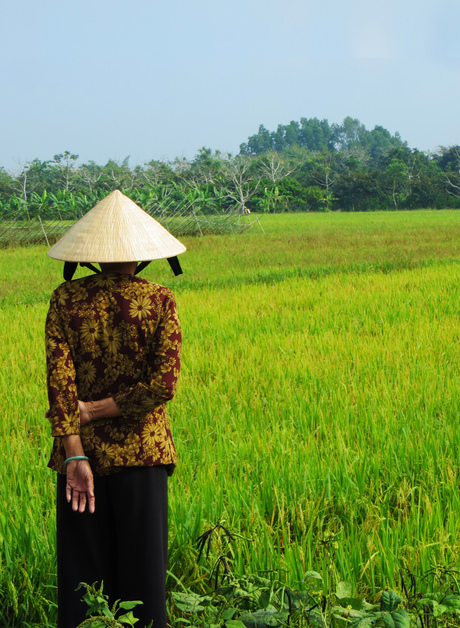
[62, 434, 85, 458]
[86, 401, 96, 421]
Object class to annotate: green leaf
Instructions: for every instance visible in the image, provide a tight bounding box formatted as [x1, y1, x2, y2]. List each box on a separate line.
[259, 591, 271, 608]
[334, 597, 376, 611]
[336, 582, 352, 599]
[381, 612, 396, 628]
[380, 590, 403, 613]
[304, 571, 323, 581]
[425, 601, 448, 618]
[222, 608, 238, 620]
[171, 591, 211, 613]
[332, 607, 367, 619]
[349, 616, 376, 628]
[119, 600, 143, 610]
[390, 609, 411, 628]
[288, 590, 315, 609]
[333, 615, 351, 628]
[374, 608, 410, 628]
[239, 609, 289, 627]
[418, 593, 444, 603]
[118, 610, 139, 625]
[225, 621, 247, 628]
[440, 594, 460, 612]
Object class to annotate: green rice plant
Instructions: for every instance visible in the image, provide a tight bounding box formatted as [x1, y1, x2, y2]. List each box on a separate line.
[1, 210, 460, 625]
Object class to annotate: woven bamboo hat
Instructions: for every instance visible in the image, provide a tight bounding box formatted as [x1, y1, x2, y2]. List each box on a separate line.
[48, 190, 186, 264]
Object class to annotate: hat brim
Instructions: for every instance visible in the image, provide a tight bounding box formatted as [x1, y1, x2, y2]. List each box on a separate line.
[48, 190, 186, 263]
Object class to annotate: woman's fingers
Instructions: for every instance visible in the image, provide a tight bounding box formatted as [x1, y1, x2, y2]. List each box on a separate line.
[69, 487, 87, 513]
[71, 486, 81, 512]
[77, 491, 87, 513]
[68, 487, 94, 513]
[87, 491, 96, 514]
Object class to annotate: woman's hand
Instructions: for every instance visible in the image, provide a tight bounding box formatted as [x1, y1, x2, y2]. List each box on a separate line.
[45, 402, 92, 426]
[46, 398, 120, 427]
[66, 459, 95, 513]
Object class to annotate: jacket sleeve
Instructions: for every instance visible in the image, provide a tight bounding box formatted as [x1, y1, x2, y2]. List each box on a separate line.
[45, 290, 81, 437]
[113, 291, 181, 421]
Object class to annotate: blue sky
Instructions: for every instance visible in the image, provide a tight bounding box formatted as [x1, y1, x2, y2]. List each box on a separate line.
[2, 0, 460, 172]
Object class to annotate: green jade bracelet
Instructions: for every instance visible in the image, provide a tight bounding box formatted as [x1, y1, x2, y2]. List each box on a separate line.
[64, 456, 89, 465]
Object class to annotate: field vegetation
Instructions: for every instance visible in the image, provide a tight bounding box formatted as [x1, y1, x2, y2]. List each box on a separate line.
[1, 211, 460, 626]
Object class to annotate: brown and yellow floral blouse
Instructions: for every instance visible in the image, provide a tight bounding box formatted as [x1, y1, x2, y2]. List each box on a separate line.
[45, 272, 181, 476]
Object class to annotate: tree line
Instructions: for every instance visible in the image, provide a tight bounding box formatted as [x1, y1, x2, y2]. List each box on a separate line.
[2, 117, 460, 220]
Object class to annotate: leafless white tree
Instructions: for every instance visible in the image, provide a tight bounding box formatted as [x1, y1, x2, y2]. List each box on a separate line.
[257, 151, 300, 184]
[223, 156, 261, 214]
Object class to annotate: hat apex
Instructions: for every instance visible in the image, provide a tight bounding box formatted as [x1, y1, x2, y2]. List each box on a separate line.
[48, 190, 186, 263]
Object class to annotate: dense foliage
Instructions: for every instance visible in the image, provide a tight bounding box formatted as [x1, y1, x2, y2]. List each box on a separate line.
[1, 118, 460, 221]
[78, 566, 460, 628]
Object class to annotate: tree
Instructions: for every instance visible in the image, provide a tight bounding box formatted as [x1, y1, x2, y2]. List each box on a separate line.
[188, 148, 226, 185]
[11, 159, 54, 202]
[384, 158, 410, 209]
[78, 161, 105, 194]
[330, 117, 367, 152]
[222, 156, 261, 214]
[256, 151, 300, 184]
[240, 118, 331, 155]
[103, 157, 135, 190]
[139, 160, 174, 188]
[335, 163, 383, 211]
[434, 145, 460, 172]
[365, 125, 403, 162]
[433, 146, 460, 203]
[0, 167, 13, 196]
[308, 150, 338, 211]
[240, 124, 272, 155]
[53, 152, 79, 192]
[298, 117, 331, 151]
[405, 153, 445, 208]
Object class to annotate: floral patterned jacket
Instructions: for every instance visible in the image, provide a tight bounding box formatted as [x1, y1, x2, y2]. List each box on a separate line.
[45, 272, 181, 475]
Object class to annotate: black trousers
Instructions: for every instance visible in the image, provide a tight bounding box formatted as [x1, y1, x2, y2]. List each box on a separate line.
[57, 466, 168, 628]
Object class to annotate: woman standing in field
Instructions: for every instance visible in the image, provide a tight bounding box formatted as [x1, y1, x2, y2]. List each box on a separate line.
[45, 190, 186, 628]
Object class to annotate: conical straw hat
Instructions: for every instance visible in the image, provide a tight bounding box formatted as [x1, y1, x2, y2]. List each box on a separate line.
[48, 190, 186, 263]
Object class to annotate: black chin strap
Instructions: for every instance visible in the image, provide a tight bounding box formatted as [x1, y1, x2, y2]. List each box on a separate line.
[63, 262, 101, 281]
[64, 257, 183, 281]
[135, 257, 183, 277]
[166, 257, 183, 276]
[63, 262, 78, 281]
[135, 261, 151, 275]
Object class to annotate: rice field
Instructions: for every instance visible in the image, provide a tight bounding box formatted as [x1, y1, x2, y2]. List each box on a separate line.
[1, 210, 460, 626]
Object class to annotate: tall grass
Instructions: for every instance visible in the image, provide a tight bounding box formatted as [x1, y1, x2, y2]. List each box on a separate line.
[1, 210, 460, 626]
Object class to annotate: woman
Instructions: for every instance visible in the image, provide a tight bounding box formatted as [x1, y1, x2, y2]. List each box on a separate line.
[45, 190, 186, 628]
